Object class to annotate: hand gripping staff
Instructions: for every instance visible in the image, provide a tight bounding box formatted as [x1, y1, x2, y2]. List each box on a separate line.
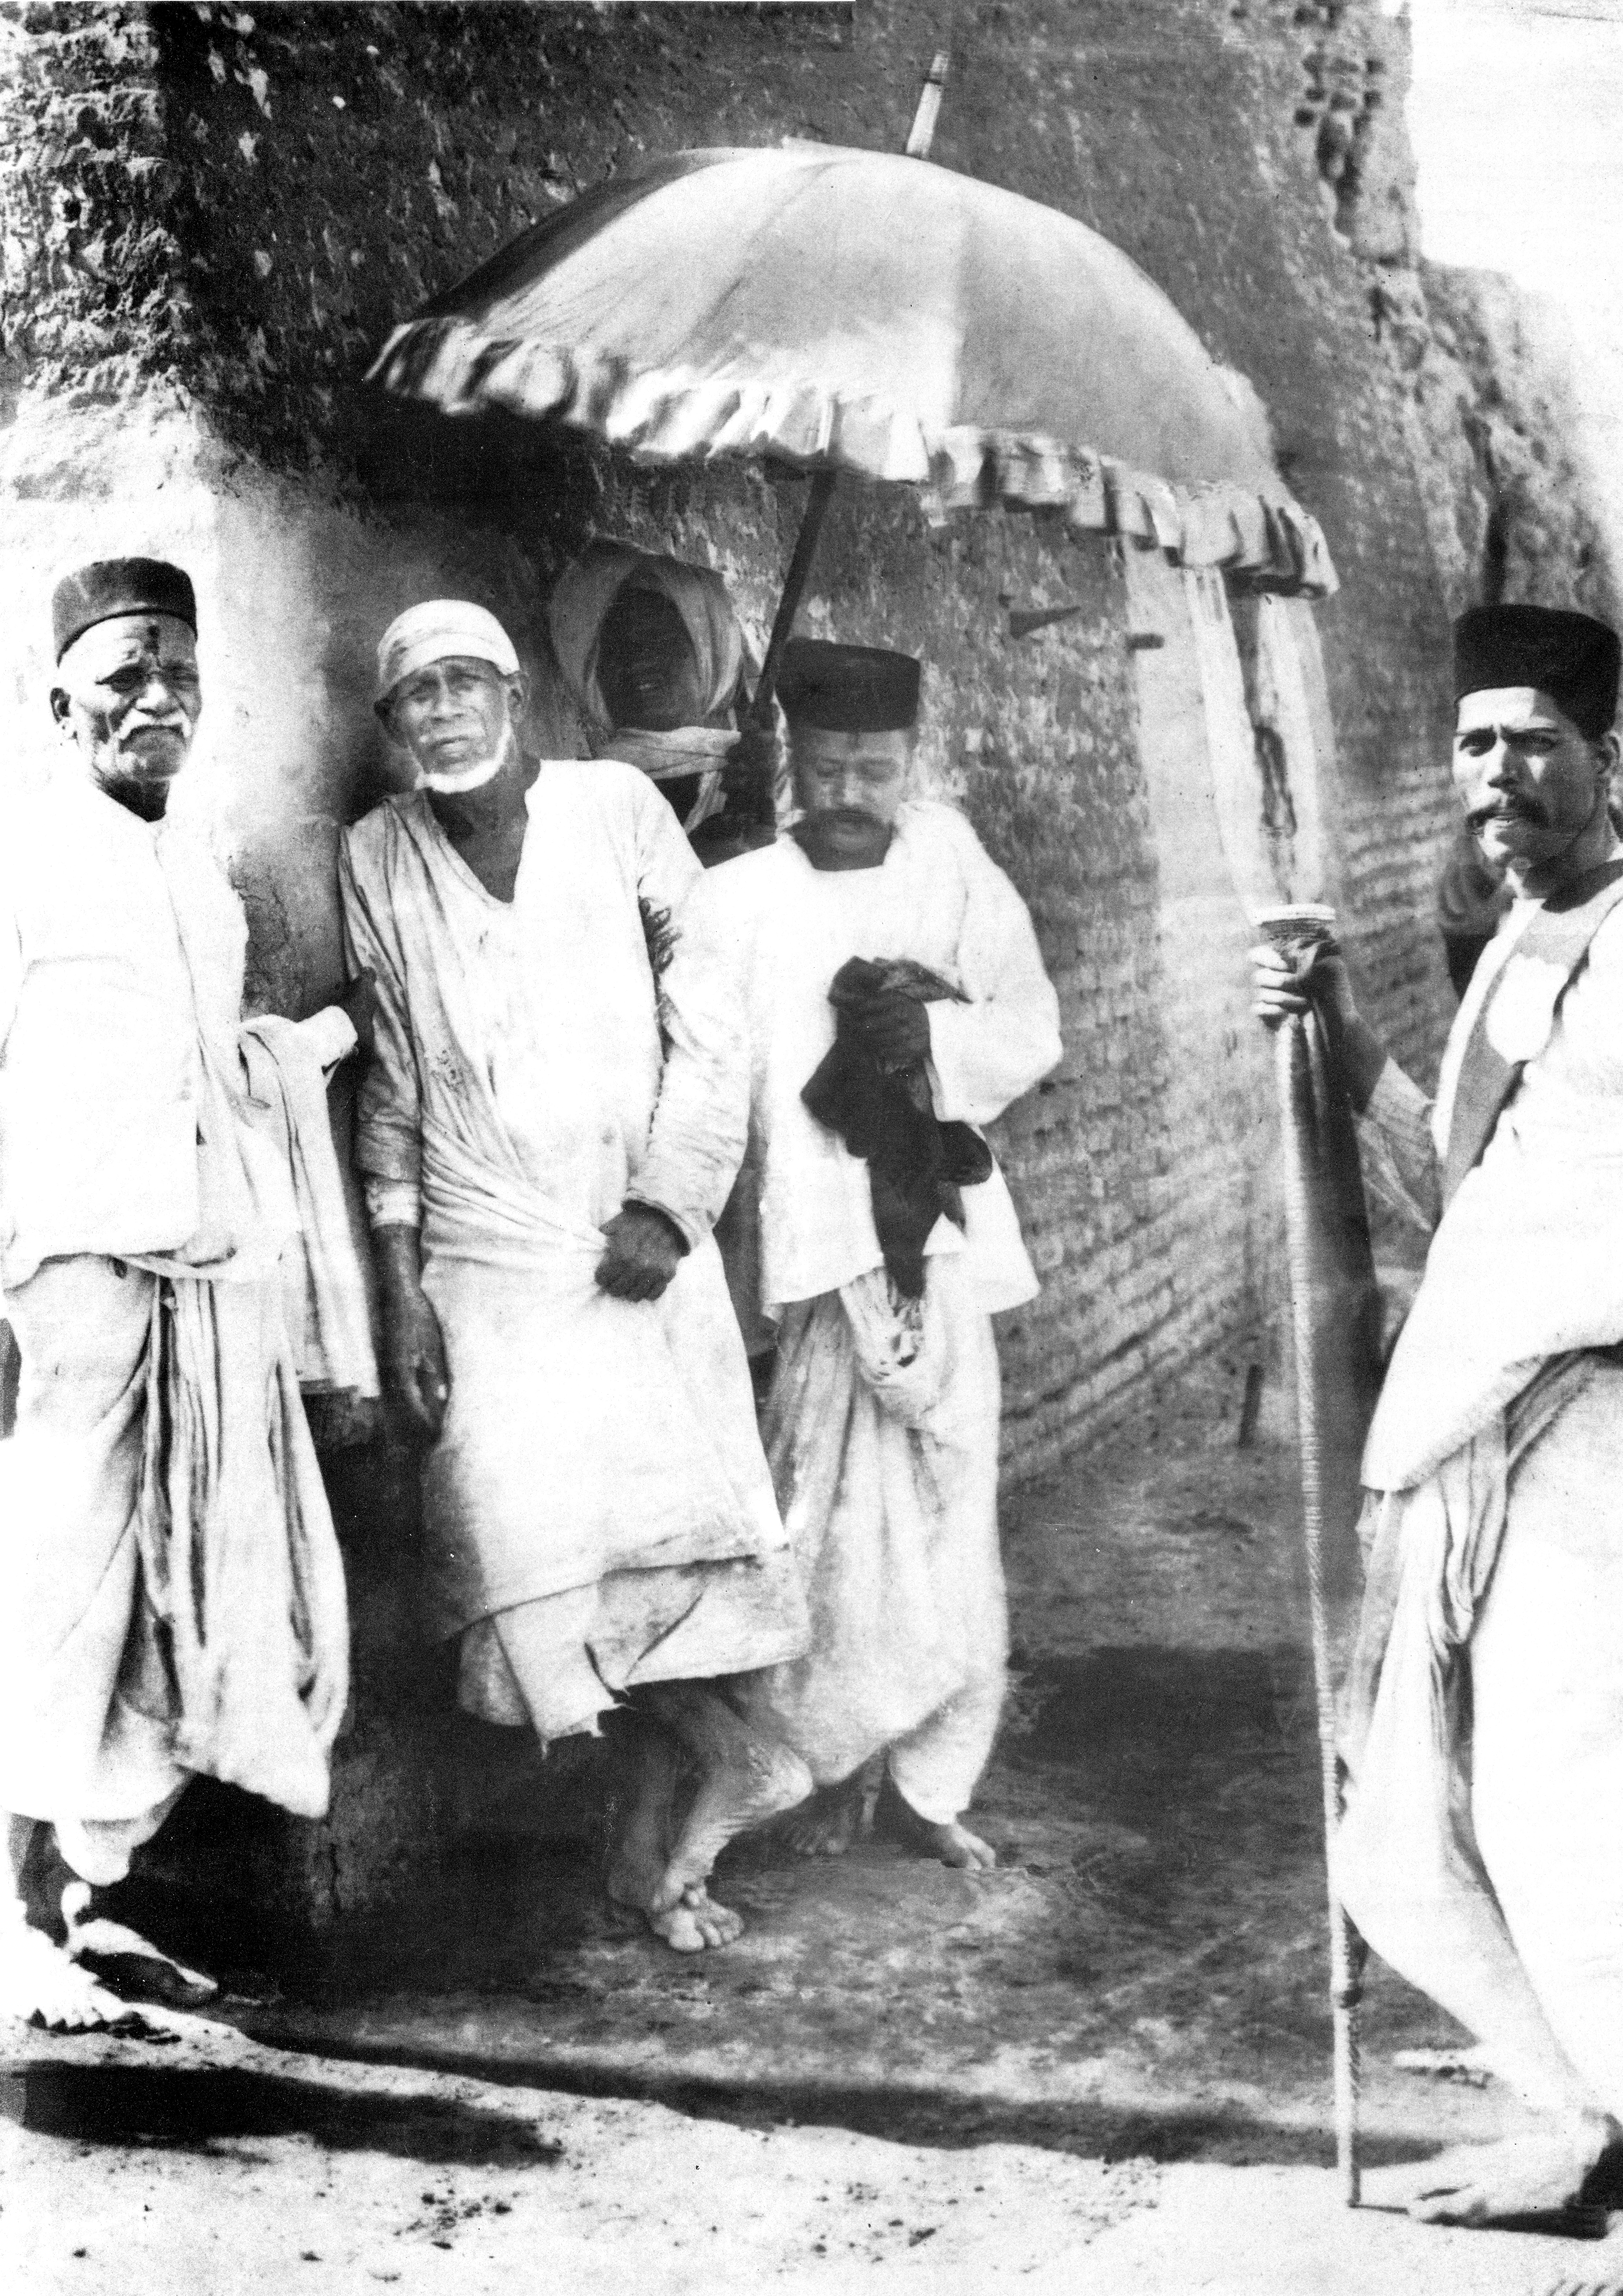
[1257, 902, 1379, 2208]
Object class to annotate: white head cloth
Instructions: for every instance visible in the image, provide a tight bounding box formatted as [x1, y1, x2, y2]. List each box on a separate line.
[377, 599, 520, 703]
[548, 544, 745, 734]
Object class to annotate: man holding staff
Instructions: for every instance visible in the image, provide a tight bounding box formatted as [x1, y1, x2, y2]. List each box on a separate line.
[1254, 603, 1623, 2225]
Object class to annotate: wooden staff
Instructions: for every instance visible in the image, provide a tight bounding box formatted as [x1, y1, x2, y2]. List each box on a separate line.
[1260, 902, 1364, 2208]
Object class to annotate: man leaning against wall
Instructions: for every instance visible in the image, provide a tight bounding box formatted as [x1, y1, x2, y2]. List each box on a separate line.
[340, 600, 812, 1956]
[0, 559, 372, 2029]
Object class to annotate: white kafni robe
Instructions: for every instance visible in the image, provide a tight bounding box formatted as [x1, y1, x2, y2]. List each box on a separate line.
[339, 760, 806, 1744]
[0, 774, 356, 1883]
[699, 800, 1062, 1823]
[1340, 897, 1623, 2119]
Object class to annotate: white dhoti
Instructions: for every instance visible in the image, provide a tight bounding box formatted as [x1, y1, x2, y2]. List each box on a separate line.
[0, 1257, 181, 1882]
[736, 1259, 1006, 1823]
[0, 1246, 348, 1885]
[424, 1231, 808, 1745]
[1338, 1358, 1623, 2119]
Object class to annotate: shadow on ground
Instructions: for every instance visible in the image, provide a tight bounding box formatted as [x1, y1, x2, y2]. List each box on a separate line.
[2, 2057, 562, 2168]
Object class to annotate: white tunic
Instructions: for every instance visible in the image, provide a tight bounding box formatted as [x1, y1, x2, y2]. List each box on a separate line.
[1361, 899, 1623, 1489]
[0, 773, 353, 1293]
[340, 760, 797, 1645]
[697, 799, 1063, 1322]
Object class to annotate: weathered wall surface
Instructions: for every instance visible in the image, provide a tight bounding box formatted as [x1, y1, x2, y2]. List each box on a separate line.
[1, 0, 1614, 1920]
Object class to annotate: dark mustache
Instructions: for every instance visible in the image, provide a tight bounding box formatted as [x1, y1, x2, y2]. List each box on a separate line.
[811, 807, 885, 831]
[1470, 795, 1544, 827]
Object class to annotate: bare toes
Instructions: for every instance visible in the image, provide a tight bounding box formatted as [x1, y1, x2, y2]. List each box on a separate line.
[682, 1886, 744, 1947]
[645, 1883, 744, 1953]
[646, 1904, 707, 1953]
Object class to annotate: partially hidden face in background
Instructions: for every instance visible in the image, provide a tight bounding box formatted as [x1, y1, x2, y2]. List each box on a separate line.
[52, 612, 201, 821]
[596, 585, 708, 732]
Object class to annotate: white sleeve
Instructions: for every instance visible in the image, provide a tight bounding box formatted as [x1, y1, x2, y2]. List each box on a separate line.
[339, 831, 423, 1230]
[925, 838, 1062, 1126]
[625, 778, 748, 1245]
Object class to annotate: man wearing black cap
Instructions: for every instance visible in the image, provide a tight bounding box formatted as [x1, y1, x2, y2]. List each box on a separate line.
[0, 560, 368, 2030]
[1254, 603, 1623, 2227]
[701, 638, 1061, 1867]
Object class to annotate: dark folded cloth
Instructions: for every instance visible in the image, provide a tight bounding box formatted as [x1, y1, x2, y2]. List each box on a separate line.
[802, 957, 993, 1298]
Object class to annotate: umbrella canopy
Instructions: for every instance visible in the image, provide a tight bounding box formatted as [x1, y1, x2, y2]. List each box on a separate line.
[369, 145, 1335, 598]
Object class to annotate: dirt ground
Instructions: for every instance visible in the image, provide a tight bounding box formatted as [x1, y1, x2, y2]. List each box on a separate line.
[5, 1348, 1621, 2294]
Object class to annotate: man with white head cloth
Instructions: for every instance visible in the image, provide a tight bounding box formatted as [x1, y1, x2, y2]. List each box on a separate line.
[697, 639, 1062, 1865]
[340, 599, 812, 1953]
[1, 557, 365, 2029]
[548, 541, 753, 845]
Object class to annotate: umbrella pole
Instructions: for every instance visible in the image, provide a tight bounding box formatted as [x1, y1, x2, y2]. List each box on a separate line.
[1274, 1008, 1362, 2208]
[750, 468, 841, 726]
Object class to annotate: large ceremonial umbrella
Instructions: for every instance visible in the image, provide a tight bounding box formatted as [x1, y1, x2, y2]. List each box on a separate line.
[368, 140, 1337, 711]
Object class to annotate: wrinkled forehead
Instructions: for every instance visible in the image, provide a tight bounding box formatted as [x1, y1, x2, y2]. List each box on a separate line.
[58, 612, 198, 690]
[389, 652, 512, 701]
[1453, 685, 1573, 739]
[789, 723, 915, 771]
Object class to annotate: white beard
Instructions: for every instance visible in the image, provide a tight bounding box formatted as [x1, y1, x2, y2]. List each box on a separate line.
[420, 754, 504, 796]
[419, 721, 514, 796]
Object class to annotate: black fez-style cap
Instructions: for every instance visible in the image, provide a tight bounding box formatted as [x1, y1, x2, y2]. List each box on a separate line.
[52, 558, 197, 664]
[777, 639, 921, 734]
[1453, 604, 1621, 741]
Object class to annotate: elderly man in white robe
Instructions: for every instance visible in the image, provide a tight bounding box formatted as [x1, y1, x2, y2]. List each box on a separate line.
[340, 600, 811, 1954]
[1, 558, 366, 2031]
[1254, 603, 1623, 2230]
[700, 640, 1062, 1867]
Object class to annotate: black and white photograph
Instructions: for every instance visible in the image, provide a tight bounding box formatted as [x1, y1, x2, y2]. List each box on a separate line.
[2, 2, 1622, 2289]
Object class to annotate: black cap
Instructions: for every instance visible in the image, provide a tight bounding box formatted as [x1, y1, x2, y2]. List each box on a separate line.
[778, 639, 921, 733]
[1453, 604, 1620, 741]
[52, 558, 197, 664]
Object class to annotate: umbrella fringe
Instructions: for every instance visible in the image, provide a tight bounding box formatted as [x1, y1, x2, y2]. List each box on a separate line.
[368, 317, 1338, 600]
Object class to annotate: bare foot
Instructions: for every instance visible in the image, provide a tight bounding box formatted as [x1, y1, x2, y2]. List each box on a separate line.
[1367, 2121, 1618, 2232]
[0, 1922, 152, 2034]
[875, 1774, 997, 1869]
[60, 1883, 219, 2011]
[656, 1735, 814, 1913]
[645, 1882, 746, 1954]
[778, 1779, 865, 1858]
[915, 1819, 997, 1870]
